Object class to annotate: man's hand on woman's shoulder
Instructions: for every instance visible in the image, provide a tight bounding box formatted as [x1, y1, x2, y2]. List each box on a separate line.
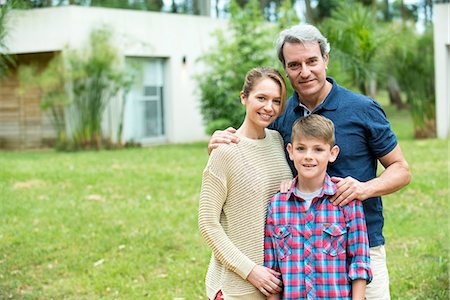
[208, 127, 240, 155]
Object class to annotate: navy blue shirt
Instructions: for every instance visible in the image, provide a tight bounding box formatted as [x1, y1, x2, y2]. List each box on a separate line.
[269, 77, 397, 247]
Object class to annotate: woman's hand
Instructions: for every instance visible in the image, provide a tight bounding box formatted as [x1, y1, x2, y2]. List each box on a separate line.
[247, 265, 282, 296]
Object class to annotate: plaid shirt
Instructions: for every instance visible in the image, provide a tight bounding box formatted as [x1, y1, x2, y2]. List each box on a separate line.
[264, 174, 372, 299]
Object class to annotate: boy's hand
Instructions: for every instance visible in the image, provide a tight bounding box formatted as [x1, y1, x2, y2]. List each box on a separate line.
[247, 265, 282, 296]
[279, 179, 292, 193]
[208, 127, 240, 155]
[329, 176, 369, 206]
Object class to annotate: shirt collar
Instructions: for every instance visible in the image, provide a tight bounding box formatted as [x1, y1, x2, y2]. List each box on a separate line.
[286, 173, 336, 201]
[292, 77, 339, 113]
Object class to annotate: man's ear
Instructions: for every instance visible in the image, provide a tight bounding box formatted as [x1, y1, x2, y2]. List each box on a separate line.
[287, 143, 294, 161]
[329, 145, 340, 163]
[240, 91, 246, 105]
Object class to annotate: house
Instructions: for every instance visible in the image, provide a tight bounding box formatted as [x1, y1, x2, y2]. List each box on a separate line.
[0, 5, 227, 149]
[433, 3, 450, 139]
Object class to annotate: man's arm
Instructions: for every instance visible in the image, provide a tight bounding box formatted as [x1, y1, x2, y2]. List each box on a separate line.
[329, 144, 411, 206]
[207, 127, 240, 155]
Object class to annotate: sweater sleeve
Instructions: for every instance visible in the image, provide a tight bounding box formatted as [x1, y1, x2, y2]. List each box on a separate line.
[198, 150, 256, 279]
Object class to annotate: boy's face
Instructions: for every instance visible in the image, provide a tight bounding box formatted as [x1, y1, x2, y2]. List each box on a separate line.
[287, 135, 339, 182]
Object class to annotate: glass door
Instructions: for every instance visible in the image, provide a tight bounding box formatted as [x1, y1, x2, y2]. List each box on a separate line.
[124, 58, 165, 143]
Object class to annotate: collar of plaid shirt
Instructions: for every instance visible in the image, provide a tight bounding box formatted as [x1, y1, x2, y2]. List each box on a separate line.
[286, 173, 336, 204]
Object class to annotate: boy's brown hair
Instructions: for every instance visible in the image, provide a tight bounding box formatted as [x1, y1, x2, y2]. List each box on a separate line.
[291, 114, 335, 147]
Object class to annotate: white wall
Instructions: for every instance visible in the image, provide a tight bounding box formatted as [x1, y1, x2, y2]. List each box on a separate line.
[5, 6, 228, 143]
[433, 3, 450, 139]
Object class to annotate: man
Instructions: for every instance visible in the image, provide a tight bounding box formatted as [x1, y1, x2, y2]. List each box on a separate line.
[208, 24, 411, 299]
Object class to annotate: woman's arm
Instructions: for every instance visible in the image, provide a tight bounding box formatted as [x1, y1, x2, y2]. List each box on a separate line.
[198, 167, 255, 279]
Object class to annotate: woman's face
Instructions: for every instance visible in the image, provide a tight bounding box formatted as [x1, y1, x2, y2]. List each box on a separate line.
[240, 78, 282, 129]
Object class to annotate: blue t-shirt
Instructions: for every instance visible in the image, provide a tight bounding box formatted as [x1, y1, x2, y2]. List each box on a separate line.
[269, 77, 397, 247]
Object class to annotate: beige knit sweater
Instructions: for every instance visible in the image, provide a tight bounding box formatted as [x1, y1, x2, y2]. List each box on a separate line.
[199, 129, 292, 299]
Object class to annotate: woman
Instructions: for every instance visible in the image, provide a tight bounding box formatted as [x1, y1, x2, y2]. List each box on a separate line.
[198, 67, 292, 299]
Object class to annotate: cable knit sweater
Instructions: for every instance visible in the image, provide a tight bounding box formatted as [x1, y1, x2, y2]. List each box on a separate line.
[199, 129, 292, 299]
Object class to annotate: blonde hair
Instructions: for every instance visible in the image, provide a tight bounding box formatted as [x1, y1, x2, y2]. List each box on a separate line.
[291, 114, 335, 147]
[241, 67, 287, 113]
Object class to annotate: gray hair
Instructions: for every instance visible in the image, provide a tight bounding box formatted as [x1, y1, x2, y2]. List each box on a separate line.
[275, 24, 331, 67]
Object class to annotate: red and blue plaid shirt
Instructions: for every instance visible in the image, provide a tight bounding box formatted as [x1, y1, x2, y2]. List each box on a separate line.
[264, 174, 372, 299]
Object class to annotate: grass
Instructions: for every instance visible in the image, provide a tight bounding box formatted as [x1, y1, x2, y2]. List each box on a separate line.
[0, 106, 448, 299]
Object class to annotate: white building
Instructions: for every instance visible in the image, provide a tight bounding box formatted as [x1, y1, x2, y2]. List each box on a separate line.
[1, 6, 227, 148]
[433, 3, 449, 139]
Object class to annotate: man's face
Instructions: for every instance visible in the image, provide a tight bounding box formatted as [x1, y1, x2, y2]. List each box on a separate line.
[283, 41, 329, 106]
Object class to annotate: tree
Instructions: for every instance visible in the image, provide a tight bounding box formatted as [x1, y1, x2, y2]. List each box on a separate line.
[0, 0, 15, 77]
[322, 1, 383, 97]
[387, 24, 435, 137]
[196, 0, 279, 134]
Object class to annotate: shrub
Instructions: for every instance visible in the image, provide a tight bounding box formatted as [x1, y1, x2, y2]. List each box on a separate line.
[196, 0, 280, 134]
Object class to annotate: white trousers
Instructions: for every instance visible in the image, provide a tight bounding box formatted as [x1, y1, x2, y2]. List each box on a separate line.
[366, 245, 391, 300]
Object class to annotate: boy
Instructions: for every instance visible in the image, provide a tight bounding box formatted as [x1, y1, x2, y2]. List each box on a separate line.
[264, 114, 372, 300]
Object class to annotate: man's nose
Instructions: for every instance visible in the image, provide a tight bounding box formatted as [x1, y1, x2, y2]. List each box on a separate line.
[300, 64, 311, 77]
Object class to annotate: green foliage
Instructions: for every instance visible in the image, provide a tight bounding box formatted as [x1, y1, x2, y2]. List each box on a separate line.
[276, 0, 300, 30]
[321, 1, 384, 95]
[66, 27, 134, 149]
[0, 0, 16, 77]
[18, 55, 69, 149]
[196, 0, 280, 134]
[384, 23, 435, 138]
[0, 107, 448, 298]
[17, 27, 134, 150]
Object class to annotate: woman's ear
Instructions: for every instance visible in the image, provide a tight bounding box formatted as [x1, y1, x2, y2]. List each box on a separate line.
[329, 145, 340, 163]
[240, 91, 246, 105]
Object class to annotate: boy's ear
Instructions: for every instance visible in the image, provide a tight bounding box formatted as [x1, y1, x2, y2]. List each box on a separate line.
[239, 91, 246, 105]
[329, 145, 340, 163]
[286, 143, 294, 161]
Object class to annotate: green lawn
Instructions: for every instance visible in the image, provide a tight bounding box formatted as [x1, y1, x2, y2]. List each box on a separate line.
[0, 107, 448, 299]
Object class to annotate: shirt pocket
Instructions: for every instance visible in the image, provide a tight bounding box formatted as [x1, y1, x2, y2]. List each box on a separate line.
[273, 225, 292, 260]
[322, 223, 347, 256]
